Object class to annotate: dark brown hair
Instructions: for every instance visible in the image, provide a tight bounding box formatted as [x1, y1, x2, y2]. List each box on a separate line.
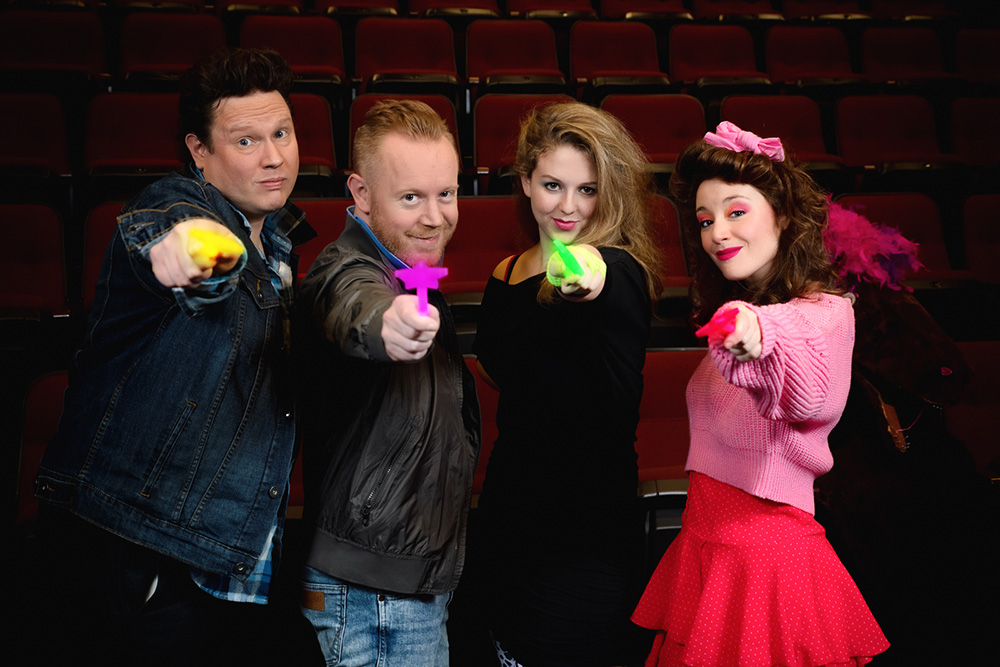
[669, 141, 842, 324]
[178, 48, 293, 162]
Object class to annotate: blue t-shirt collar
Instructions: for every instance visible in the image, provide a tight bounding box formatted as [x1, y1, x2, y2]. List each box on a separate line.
[347, 205, 409, 271]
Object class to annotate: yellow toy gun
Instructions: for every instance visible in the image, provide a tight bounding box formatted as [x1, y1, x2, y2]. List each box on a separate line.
[187, 228, 246, 270]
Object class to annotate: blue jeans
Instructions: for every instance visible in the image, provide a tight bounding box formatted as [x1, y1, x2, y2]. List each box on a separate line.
[300, 566, 451, 667]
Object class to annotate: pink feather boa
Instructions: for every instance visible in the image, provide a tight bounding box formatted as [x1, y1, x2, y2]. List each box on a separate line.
[824, 198, 923, 291]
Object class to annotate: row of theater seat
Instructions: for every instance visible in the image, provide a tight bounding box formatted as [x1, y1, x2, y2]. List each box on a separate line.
[4, 90, 998, 200]
[2, 0, 985, 21]
[2, 191, 996, 326]
[3, 11, 998, 97]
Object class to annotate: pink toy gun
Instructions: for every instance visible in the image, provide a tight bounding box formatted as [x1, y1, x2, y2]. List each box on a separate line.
[695, 307, 738, 338]
[394, 262, 449, 316]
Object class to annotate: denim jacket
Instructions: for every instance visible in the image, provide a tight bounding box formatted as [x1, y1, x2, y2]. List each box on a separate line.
[35, 168, 314, 580]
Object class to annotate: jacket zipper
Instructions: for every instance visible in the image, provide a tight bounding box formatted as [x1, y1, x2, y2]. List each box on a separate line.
[360, 423, 415, 527]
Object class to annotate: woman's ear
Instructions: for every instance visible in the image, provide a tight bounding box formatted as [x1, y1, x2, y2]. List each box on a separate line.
[520, 174, 532, 198]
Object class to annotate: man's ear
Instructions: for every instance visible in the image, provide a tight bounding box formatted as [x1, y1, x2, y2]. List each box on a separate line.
[347, 172, 372, 217]
[185, 134, 208, 169]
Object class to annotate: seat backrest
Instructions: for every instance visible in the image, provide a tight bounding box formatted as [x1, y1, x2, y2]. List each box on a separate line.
[465, 19, 561, 83]
[835, 192, 951, 274]
[505, 0, 597, 18]
[669, 24, 760, 83]
[650, 195, 690, 287]
[348, 93, 460, 170]
[240, 15, 346, 81]
[836, 95, 941, 167]
[955, 29, 1000, 85]
[0, 93, 70, 177]
[216, 0, 303, 12]
[765, 25, 856, 82]
[951, 97, 1000, 168]
[962, 194, 1000, 284]
[316, 0, 400, 15]
[409, 0, 500, 16]
[569, 20, 663, 81]
[18, 371, 69, 525]
[862, 26, 947, 81]
[720, 95, 831, 157]
[294, 199, 353, 279]
[636, 348, 707, 482]
[600, 0, 692, 19]
[781, 0, 868, 19]
[290, 93, 337, 174]
[119, 13, 226, 81]
[692, 0, 779, 20]
[0, 204, 66, 315]
[85, 93, 183, 175]
[0, 9, 105, 79]
[82, 202, 124, 311]
[870, 0, 956, 20]
[473, 93, 575, 173]
[600, 94, 705, 165]
[442, 196, 530, 294]
[355, 17, 457, 81]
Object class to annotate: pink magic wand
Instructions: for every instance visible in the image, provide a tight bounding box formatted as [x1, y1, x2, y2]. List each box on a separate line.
[394, 262, 449, 316]
[695, 307, 739, 339]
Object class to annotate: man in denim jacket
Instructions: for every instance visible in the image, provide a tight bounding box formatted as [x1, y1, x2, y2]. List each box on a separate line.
[295, 100, 480, 666]
[30, 48, 314, 665]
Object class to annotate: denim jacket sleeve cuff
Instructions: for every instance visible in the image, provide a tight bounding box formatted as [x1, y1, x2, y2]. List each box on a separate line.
[120, 202, 225, 258]
[119, 201, 248, 317]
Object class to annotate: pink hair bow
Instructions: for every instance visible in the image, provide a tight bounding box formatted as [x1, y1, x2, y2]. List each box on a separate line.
[704, 121, 785, 162]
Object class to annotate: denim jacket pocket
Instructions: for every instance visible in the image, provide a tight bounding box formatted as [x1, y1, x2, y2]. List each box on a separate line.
[139, 399, 197, 501]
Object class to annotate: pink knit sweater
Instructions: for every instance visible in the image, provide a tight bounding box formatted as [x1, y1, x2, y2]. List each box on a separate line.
[685, 293, 855, 514]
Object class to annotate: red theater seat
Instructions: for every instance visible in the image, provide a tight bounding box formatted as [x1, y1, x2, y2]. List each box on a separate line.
[600, 94, 705, 172]
[17, 371, 69, 525]
[0, 204, 68, 317]
[835, 193, 971, 283]
[442, 197, 528, 297]
[118, 13, 225, 86]
[465, 20, 566, 100]
[669, 24, 771, 90]
[636, 348, 706, 484]
[354, 17, 460, 99]
[569, 21, 671, 101]
[240, 15, 346, 88]
[720, 95, 845, 170]
[962, 194, 1000, 285]
[472, 93, 575, 194]
[650, 195, 690, 289]
[294, 199, 352, 280]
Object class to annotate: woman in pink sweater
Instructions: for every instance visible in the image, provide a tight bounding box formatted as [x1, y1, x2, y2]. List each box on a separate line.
[632, 123, 889, 667]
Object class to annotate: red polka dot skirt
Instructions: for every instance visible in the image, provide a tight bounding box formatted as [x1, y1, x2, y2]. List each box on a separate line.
[632, 472, 889, 667]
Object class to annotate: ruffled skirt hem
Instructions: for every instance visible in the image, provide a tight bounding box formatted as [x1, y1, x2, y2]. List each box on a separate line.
[632, 473, 889, 667]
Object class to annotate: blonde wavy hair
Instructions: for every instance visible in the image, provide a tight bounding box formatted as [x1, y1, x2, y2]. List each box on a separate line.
[512, 102, 663, 304]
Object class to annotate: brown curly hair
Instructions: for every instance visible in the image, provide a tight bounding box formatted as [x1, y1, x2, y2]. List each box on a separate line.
[669, 140, 843, 324]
